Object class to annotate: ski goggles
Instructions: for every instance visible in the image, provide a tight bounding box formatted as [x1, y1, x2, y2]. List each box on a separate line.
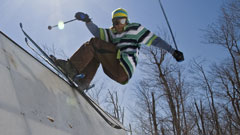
[112, 18, 127, 26]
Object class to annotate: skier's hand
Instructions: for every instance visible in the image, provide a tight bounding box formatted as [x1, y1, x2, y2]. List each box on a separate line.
[75, 12, 91, 23]
[172, 50, 184, 62]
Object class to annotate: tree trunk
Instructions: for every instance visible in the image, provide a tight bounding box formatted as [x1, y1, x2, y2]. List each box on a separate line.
[152, 92, 159, 135]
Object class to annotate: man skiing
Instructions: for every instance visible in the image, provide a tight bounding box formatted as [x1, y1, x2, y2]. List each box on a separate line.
[53, 8, 184, 91]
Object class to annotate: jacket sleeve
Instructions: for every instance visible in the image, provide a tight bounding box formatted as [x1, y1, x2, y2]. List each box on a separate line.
[138, 25, 175, 54]
[86, 22, 112, 43]
[151, 37, 175, 54]
[138, 25, 158, 46]
[86, 22, 100, 38]
[98, 28, 112, 43]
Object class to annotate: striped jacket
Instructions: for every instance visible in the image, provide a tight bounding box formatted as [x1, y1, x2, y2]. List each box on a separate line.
[98, 23, 157, 79]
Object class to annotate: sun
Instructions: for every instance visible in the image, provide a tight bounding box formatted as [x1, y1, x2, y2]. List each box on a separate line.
[58, 21, 64, 30]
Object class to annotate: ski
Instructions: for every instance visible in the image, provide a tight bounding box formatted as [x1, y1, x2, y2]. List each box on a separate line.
[48, 55, 95, 91]
[19, 23, 94, 92]
[19, 23, 125, 129]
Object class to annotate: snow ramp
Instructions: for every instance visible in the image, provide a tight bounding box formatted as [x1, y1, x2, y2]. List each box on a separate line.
[0, 31, 127, 135]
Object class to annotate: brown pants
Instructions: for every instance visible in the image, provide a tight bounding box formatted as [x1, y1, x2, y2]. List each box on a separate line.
[69, 38, 128, 86]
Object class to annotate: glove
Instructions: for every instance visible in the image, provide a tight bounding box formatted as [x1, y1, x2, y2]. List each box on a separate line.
[172, 50, 184, 62]
[75, 12, 91, 23]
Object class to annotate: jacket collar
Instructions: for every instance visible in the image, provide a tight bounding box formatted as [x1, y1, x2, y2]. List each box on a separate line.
[111, 24, 129, 34]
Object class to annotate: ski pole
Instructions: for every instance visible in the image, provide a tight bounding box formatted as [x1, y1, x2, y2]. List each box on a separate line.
[158, 0, 179, 50]
[48, 19, 77, 30]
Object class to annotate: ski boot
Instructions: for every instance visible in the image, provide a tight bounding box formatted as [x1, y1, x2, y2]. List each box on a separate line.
[50, 55, 78, 79]
[73, 74, 95, 92]
[50, 55, 93, 91]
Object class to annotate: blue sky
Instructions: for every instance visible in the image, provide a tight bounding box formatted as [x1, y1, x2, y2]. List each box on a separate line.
[1, 0, 227, 62]
[0, 0, 228, 125]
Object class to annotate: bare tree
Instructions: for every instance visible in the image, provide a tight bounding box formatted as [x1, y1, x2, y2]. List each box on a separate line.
[87, 82, 105, 105]
[204, 0, 240, 133]
[131, 79, 159, 135]
[105, 89, 125, 124]
[41, 44, 68, 59]
[185, 0, 240, 134]
[131, 43, 193, 135]
[192, 60, 222, 135]
[152, 92, 159, 135]
[194, 100, 207, 135]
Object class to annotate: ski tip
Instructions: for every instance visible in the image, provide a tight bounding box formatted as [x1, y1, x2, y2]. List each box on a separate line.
[19, 23, 23, 29]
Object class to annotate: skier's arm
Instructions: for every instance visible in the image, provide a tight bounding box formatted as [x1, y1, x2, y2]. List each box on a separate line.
[137, 24, 175, 54]
[152, 37, 184, 62]
[137, 23, 184, 62]
[86, 22, 100, 38]
[152, 37, 175, 54]
[75, 12, 100, 38]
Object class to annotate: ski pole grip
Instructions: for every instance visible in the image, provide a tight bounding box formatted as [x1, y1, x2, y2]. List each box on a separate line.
[80, 14, 85, 19]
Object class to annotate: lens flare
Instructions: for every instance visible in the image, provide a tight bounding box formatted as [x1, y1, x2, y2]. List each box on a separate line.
[58, 21, 64, 30]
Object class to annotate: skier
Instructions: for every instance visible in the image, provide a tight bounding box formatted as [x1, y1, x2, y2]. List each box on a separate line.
[53, 8, 184, 91]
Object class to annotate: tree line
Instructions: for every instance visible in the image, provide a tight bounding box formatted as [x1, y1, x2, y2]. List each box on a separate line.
[128, 0, 240, 134]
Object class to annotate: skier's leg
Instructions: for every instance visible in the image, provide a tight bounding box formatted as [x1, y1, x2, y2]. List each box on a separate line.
[75, 58, 100, 88]
[102, 66, 128, 84]
[89, 38, 129, 84]
[69, 37, 128, 86]
[70, 40, 95, 72]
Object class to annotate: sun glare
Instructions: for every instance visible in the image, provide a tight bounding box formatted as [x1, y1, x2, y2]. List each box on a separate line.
[58, 21, 64, 30]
